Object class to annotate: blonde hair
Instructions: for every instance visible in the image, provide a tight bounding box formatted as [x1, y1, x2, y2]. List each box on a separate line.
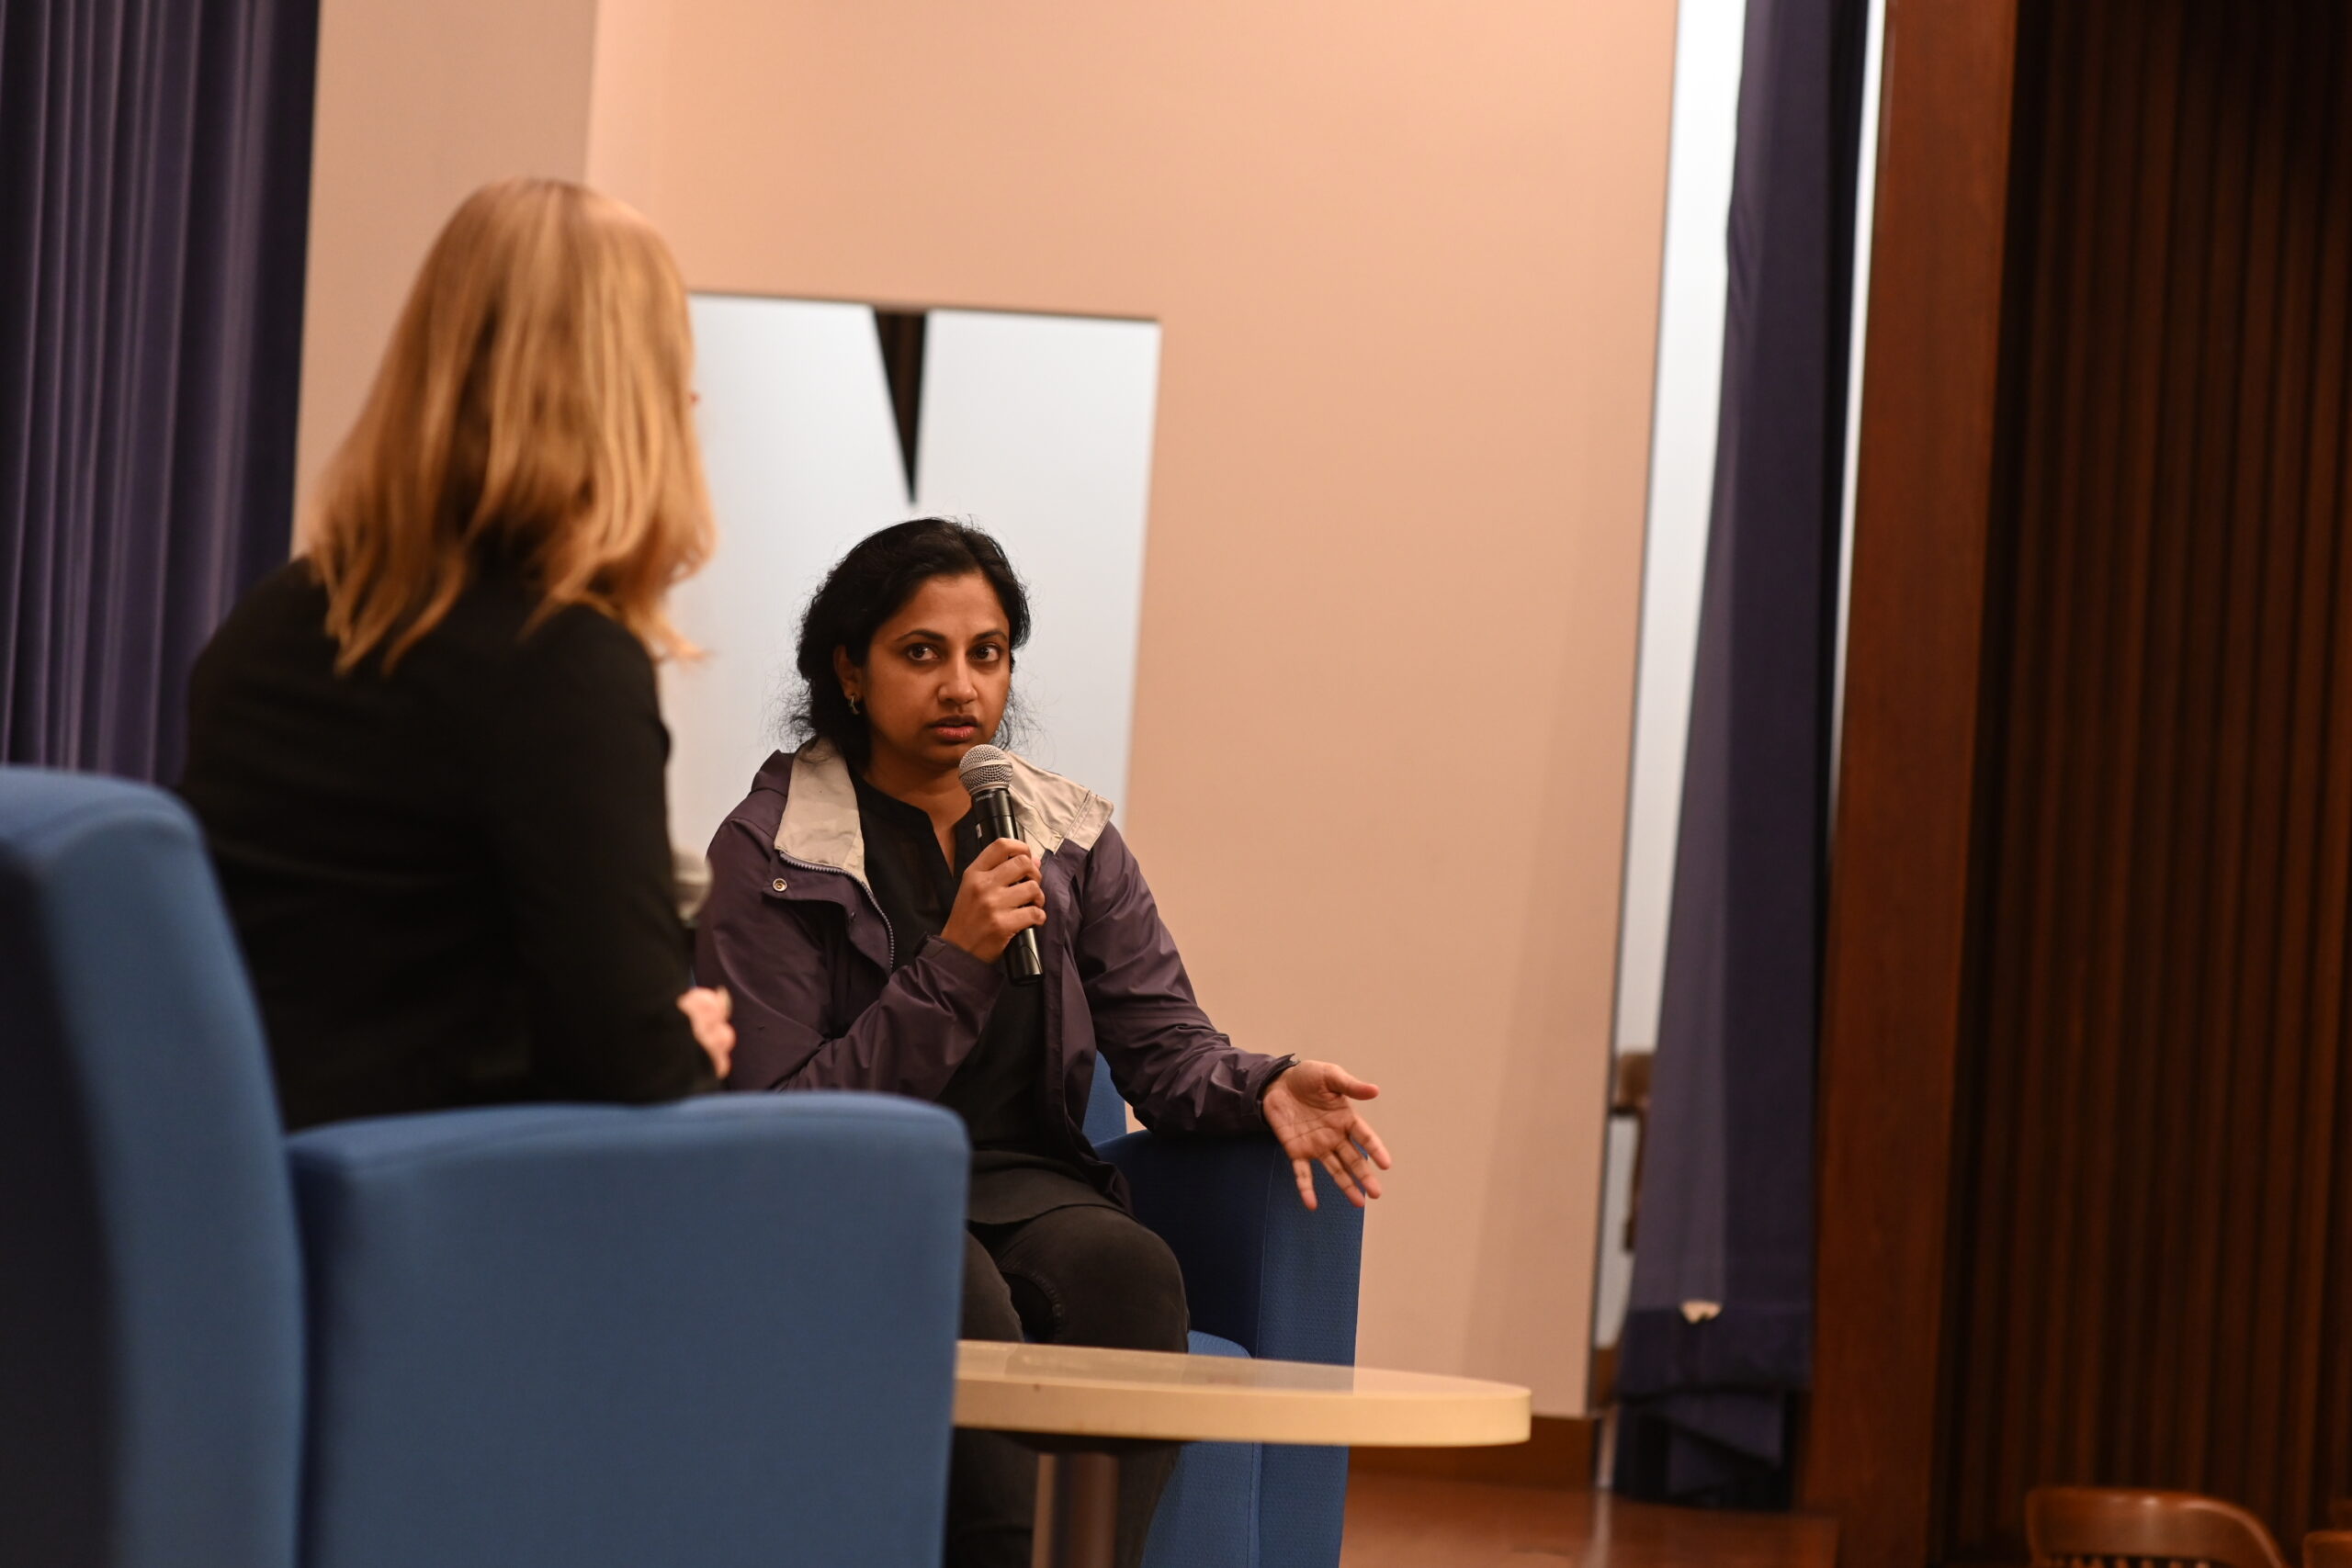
[304, 177, 713, 671]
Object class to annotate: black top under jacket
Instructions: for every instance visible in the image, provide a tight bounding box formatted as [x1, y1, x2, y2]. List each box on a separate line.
[178, 559, 715, 1131]
[850, 771, 1115, 1225]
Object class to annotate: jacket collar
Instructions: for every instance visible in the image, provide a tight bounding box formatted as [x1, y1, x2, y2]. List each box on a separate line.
[773, 740, 1114, 874]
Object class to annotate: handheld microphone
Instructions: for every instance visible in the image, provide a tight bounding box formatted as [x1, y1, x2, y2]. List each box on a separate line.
[956, 744, 1044, 986]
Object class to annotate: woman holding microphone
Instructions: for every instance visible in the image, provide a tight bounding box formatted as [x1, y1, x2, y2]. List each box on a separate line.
[695, 518, 1393, 1568]
[179, 177, 731, 1129]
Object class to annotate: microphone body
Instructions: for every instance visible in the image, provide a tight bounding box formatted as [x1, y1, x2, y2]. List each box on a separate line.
[958, 745, 1045, 987]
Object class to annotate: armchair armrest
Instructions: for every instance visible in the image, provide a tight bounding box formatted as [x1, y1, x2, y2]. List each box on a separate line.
[288, 1093, 968, 1568]
[1097, 1130, 1362, 1366]
[1103, 1130, 1361, 1568]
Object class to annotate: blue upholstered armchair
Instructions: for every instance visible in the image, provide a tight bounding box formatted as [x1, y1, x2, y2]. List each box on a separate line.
[0, 769, 971, 1568]
[1086, 1069, 1364, 1568]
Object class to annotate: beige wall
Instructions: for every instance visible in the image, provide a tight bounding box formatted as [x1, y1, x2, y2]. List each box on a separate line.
[302, 0, 1675, 1416]
[296, 0, 603, 513]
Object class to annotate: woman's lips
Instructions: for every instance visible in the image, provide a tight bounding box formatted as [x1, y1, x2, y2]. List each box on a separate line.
[931, 719, 978, 738]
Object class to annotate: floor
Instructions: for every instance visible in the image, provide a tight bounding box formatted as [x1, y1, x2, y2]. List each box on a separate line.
[1339, 1475, 1841, 1568]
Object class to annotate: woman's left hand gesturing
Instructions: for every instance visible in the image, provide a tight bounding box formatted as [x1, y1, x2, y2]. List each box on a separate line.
[1261, 1060, 1394, 1211]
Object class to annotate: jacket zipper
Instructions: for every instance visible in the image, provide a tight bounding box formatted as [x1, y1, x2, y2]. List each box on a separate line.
[775, 851, 896, 969]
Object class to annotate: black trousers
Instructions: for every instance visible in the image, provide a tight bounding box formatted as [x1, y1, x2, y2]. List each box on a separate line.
[949, 1204, 1191, 1568]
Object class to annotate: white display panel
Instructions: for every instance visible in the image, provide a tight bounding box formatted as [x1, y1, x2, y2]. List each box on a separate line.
[914, 310, 1160, 807]
[663, 297, 910, 857]
[663, 297, 1161, 861]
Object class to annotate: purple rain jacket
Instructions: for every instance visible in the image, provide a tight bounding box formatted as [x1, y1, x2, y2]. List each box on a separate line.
[693, 741, 1292, 1204]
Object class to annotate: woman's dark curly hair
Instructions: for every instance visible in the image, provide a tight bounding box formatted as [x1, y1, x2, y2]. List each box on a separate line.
[788, 518, 1032, 770]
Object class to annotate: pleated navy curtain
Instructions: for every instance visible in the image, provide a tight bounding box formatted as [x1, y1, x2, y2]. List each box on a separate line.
[0, 0, 318, 782]
[1612, 0, 1868, 1507]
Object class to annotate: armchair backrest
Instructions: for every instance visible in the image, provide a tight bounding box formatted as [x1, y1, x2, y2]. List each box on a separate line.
[288, 1095, 970, 1568]
[1085, 1055, 1129, 1146]
[0, 769, 303, 1568]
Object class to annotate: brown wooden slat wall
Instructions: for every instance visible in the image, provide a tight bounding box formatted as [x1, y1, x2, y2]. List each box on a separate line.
[1936, 0, 2352, 1559]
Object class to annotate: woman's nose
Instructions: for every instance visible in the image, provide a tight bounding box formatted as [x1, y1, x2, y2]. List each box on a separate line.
[942, 658, 979, 701]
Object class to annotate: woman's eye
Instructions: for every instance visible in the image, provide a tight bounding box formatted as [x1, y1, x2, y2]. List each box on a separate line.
[905, 645, 937, 663]
[973, 646, 1002, 664]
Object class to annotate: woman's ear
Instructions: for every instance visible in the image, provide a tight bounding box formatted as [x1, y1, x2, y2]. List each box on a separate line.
[830, 645, 860, 702]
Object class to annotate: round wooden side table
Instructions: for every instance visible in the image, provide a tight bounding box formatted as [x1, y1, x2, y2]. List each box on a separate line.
[955, 1339, 1532, 1568]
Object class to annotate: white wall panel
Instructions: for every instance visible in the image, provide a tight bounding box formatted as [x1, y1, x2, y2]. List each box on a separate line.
[913, 310, 1160, 810]
[662, 296, 910, 854]
[668, 299, 1161, 859]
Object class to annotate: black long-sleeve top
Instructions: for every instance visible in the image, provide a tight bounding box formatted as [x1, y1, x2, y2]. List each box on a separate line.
[178, 559, 714, 1130]
[848, 772, 1114, 1224]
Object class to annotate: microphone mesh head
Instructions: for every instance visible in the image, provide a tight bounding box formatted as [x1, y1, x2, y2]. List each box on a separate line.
[957, 743, 1016, 795]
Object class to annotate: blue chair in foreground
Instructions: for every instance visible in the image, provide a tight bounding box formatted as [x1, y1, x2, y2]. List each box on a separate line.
[1085, 1069, 1364, 1568]
[0, 768, 969, 1568]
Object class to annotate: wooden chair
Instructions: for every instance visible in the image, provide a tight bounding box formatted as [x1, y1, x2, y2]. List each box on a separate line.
[2025, 1487, 2288, 1568]
[2306, 1532, 2352, 1568]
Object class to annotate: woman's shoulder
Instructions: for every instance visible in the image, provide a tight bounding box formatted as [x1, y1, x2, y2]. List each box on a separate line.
[1004, 752, 1114, 856]
[246, 556, 326, 607]
[191, 560, 335, 694]
[209, 558, 327, 640]
[706, 749, 803, 860]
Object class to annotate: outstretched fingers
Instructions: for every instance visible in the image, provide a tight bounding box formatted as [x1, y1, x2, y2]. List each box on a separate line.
[1319, 1150, 1371, 1207]
[1338, 1139, 1384, 1199]
[1291, 1156, 1320, 1211]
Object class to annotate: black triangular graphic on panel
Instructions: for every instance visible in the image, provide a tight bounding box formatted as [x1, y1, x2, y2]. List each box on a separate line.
[873, 309, 927, 497]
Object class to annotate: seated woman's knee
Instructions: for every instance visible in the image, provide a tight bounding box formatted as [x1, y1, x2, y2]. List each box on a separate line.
[961, 1232, 1023, 1342]
[1012, 1207, 1188, 1351]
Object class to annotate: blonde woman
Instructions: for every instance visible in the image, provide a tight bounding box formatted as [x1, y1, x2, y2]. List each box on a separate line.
[179, 177, 732, 1129]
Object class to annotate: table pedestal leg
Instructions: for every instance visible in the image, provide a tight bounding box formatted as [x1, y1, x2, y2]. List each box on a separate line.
[1034, 1450, 1120, 1568]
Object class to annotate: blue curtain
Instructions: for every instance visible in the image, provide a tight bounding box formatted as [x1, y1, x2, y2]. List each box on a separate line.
[1612, 0, 1868, 1507]
[0, 0, 317, 782]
